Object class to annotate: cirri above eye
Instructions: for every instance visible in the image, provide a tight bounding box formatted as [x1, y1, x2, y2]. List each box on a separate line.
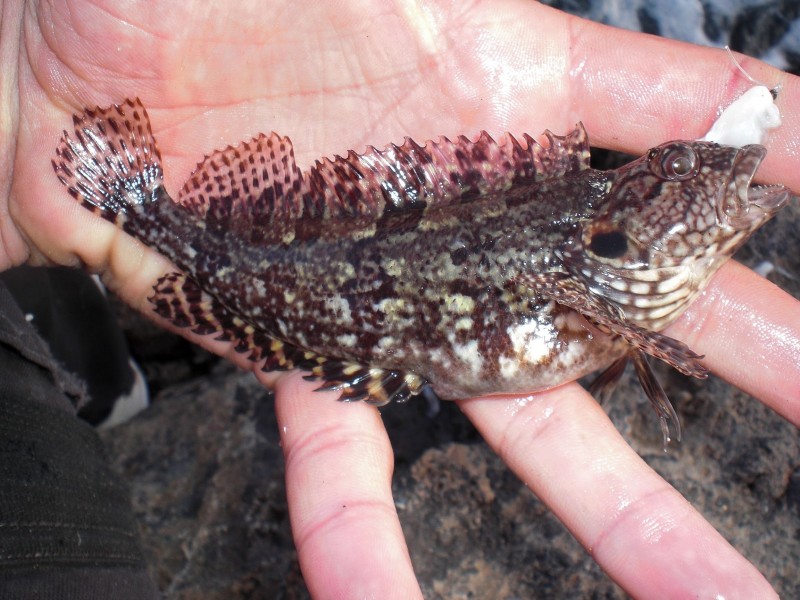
[649, 144, 699, 181]
[588, 230, 628, 259]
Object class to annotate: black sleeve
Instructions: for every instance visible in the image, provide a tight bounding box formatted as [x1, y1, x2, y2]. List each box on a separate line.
[0, 281, 158, 600]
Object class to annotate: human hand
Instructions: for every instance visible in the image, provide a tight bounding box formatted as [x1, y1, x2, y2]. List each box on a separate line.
[3, 1, 799, 597]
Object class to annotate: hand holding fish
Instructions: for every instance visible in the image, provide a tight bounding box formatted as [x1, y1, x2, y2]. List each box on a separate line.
[2, 0, 799, 597]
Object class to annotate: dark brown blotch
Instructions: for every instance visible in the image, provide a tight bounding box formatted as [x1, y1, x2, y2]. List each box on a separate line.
[451, 246, 468, 266]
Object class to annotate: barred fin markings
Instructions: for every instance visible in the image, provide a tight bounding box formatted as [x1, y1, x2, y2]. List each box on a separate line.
[301, 124, 591, 219]
[520, 271, 701, 447]
[149, 273, 426, 405]
[305, 361, 426, 406]
[177, 133, 304, 243]
[520, 271, 707, 379]
[150, 272, 301, 367]
[51, 98, 164, 226]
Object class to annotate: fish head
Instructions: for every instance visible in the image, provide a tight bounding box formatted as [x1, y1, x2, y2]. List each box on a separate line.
[562, 140, 792, 329]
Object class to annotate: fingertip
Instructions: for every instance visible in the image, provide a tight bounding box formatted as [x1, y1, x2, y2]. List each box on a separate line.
[273, 374, 423, 599]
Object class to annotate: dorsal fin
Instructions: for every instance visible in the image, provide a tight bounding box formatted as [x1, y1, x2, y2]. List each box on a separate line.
[177, 132, 303, 241]
[52, 97, 164, 228]
[175, 123, 589, 242]
[300, 124, 590, 219]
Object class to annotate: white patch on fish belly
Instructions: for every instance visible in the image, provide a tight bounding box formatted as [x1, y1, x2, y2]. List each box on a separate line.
[428, 347, 452, 370]
[498, 355, 520, 379]
[448, 334, 483, 376]
[506, 318, 556, 366]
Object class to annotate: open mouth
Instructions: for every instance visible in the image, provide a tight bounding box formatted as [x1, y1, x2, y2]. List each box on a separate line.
[721, 144, 792, 228]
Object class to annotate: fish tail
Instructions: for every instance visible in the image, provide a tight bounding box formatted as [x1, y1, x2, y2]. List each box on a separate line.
[52, 98, 165, 230]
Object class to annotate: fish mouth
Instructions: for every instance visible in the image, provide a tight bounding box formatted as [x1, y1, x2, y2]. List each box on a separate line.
[719, 144, 792, 229]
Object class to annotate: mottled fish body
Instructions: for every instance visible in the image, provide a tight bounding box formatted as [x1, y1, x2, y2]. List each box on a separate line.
[53, 99, 792, 440]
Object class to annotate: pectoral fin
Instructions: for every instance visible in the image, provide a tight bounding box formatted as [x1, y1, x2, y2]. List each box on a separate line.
[520, 272, 707, 378]
[519, 271, 704, 446]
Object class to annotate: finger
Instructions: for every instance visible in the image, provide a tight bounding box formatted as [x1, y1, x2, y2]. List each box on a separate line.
[665, 260, 800, 425]
[459, 384, 778, 599]
[556, 9, 800, 187]
[274, 372, 423, 599]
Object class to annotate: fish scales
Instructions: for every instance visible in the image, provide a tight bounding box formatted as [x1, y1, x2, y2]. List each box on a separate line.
[52, 98, 792, 440]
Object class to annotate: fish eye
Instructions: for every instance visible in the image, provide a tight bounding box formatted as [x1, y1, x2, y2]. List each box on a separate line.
[588, 230, 628, 259]
[651, 144, 699, 181]
[667, 154, 693, 176]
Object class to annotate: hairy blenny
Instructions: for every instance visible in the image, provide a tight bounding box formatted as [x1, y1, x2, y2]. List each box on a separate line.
[52, 98, 792, 443]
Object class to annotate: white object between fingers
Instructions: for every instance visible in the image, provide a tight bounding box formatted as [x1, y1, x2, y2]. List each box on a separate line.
[700, 85, 781, 147]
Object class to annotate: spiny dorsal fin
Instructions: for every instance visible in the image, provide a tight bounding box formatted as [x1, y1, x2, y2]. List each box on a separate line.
[177, 132, 304, 241]
[300, 124, 590, 219]
[174, 123, 589, 239]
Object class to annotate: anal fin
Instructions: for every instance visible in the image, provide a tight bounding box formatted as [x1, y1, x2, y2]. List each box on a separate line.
[304, 360, 426, 406]
[149, 272, 310, 369]
[149, 272, 427, 406]
[150, 272, 232, 338]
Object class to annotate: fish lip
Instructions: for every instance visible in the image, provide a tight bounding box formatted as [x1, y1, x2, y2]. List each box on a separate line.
[720, 144, 791, 228]
[748, 184, 792, 213]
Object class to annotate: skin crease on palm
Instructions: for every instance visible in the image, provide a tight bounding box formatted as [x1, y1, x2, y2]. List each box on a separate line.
[1, 0, 799, 597]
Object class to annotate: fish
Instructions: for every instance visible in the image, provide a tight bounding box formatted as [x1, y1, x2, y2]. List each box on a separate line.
[51, 98, 792, 444]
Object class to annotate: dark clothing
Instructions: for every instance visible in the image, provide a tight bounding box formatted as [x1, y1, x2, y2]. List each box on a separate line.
[0, 281, 157, 599]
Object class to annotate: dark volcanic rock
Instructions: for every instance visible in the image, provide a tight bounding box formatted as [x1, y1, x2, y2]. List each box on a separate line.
[101, 369, 305, 599]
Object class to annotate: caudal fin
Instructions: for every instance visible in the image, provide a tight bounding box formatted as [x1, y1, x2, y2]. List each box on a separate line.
[52, 98, 164, 227]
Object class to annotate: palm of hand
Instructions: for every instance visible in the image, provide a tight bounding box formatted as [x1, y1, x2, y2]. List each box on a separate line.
[4, 1, 799, 598]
